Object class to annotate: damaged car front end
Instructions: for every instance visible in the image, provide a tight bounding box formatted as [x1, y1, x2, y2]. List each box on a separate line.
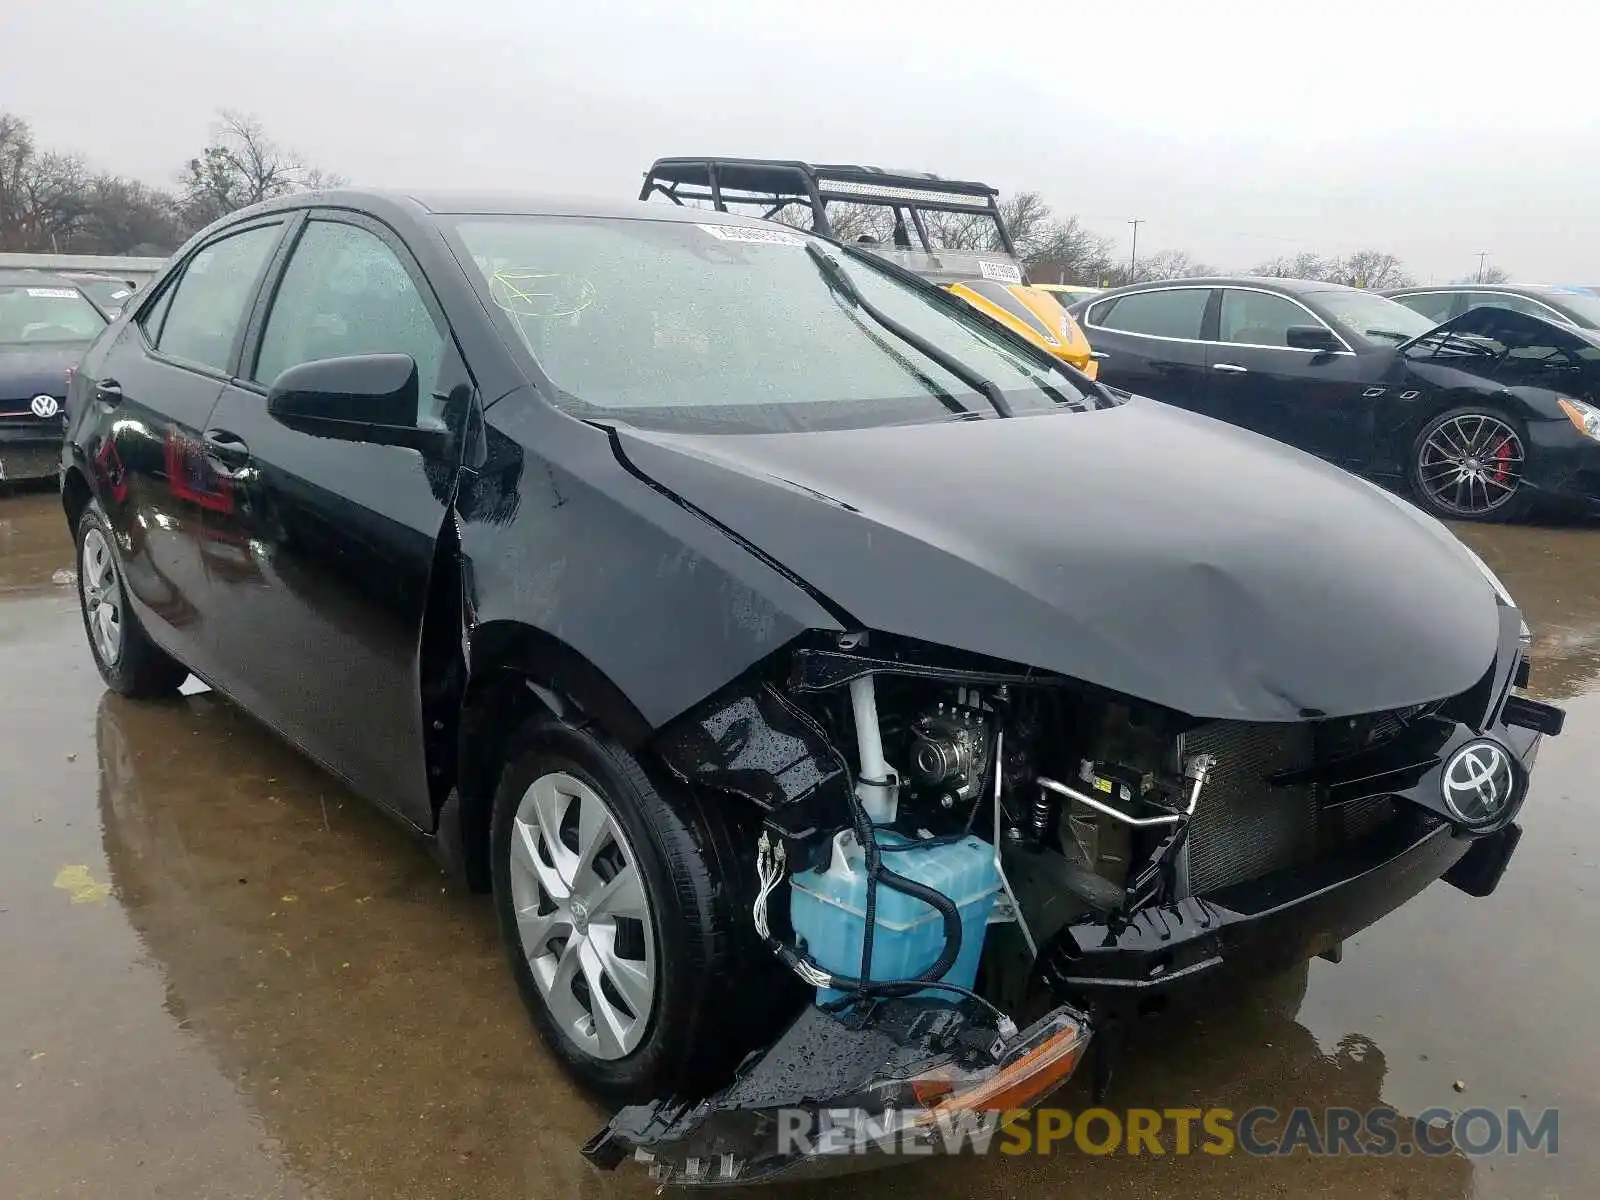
[431, 209, 1564, 1187]
[581, 595, 1558, 1184]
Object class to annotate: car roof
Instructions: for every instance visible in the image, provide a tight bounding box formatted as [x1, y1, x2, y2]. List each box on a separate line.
[1090, 276, 1365, 298]
[1384, 283, 1593, 297]
[0, 269, 89, 289]
[644, 157, 998, 199]
[239, 188, 800, 227]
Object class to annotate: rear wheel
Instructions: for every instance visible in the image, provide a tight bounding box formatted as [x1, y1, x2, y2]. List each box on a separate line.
[1408, 406, 1531, 522]
[75, 500, 190, 697]
[490, 716, 793, 1101]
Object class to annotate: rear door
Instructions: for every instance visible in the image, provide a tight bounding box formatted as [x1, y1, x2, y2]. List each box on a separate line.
[76, 219, 287, 679]
[197, 211, 472, 827]
[1080, 287, 1214, 407]
[1205, 287, 1375, 466]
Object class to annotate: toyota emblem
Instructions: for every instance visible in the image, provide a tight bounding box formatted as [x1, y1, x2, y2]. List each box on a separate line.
[29, 394, 60, 419]
[1441, 740, 1515, 825]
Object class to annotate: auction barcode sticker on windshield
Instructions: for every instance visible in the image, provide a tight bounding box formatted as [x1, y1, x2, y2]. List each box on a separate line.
[697, 223, 805, 247]
[976, 259, 1024, 284]
[26, 288, 79, 299]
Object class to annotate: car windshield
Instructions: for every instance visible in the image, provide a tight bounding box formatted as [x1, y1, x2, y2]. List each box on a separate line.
[73, 279, 134, 312]
[1539, 289, 1600, 329]
[0, 283, 108, 344]
[450, 215, 1094, 433]
[1310, 289, 1437, 346]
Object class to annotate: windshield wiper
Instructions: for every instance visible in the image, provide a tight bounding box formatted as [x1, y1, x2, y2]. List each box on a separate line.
[1365, 328, 1413, 343]
[804, 241, 1014, 418]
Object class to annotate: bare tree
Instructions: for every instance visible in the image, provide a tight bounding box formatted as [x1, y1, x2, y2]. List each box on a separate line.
[79, 175, 185, 255]
[1477, 263, 1511, 284]
[1029, 216, 1117, 285]
[1250, 251, 1337, 281]
[1248, 249, 1414, 288]
[1101, 248, 1217, 285]
[1334, 249, 1413, 289]
[178, 109, 343, 229]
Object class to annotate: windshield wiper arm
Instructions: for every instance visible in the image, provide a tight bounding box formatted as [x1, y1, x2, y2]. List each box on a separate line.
[804, 241, 1014, 418]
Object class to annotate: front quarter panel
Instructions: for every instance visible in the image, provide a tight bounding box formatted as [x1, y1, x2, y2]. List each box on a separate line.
[459, 393, 845, 731]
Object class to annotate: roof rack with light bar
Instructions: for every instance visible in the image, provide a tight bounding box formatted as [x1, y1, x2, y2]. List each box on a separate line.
[639, 157, 1018, 258]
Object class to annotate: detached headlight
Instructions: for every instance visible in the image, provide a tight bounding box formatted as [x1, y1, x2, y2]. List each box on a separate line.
[1557, 396, 1600, 442]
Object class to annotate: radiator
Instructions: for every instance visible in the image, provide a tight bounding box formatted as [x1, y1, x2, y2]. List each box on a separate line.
[1179, 713, 1408, 896]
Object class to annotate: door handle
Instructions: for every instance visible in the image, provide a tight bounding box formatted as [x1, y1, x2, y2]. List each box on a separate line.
[1211, 363, 1249, 373]
[202, 428, 251, 469]
[94, 378, 123, 405]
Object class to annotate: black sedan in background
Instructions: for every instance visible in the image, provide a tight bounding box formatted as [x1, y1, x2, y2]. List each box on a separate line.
[0, 270, 108, 482]
[1071, 278, 1600, 520]
[1384, 283, 1600, 331]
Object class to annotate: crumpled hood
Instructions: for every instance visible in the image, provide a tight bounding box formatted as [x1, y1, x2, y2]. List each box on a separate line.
[611, 397, 1504, 721]
[0, 343, 85, 408]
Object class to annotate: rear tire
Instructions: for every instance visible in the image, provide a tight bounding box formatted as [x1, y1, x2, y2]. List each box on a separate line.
[1408, 405, 1531, 523]
[75, 499, 190, 698]
[490, 715, 796, 1102]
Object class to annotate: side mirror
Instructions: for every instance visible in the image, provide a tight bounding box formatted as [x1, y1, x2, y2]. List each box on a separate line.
[1285, 324, 1343, 353]
[266, 353, 447, 455]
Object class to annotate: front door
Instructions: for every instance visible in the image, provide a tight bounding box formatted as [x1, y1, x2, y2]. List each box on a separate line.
[199, 213, 471, 827]
[83, 219, 287, 680]
[1205, 287, 1377, 466]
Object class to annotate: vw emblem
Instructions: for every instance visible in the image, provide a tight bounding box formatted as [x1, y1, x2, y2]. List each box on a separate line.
[1441, 740, 1515, 825]
[30, 394, 60, 419]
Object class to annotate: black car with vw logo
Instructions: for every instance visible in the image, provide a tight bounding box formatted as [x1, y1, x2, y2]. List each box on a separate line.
[0, 270, 107, 483]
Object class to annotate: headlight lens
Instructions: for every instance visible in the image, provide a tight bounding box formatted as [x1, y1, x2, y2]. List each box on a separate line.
[1557, 396, 1600, 442]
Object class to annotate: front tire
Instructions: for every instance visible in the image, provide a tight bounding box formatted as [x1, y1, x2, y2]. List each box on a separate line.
[75, 500, 190, 697]
[1408, 406, 1531, 523]
[490, 716, 790, 1102]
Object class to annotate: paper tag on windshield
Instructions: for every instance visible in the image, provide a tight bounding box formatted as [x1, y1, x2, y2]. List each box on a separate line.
[976, 259, 1023, 284]
[26, 288, 78, 299]
[697, 223, 805, 247]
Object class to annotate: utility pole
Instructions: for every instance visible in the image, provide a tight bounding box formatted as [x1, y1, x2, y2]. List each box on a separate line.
[1476, 251, 1490, 283]
[1128, 219, 1145, 281]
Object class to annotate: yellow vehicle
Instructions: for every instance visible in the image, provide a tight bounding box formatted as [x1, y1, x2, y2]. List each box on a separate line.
[1035, 283, 1103, 307]
[640, 157, 1098, 380]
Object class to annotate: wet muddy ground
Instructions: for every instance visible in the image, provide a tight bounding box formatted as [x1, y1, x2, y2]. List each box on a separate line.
[2, 485, 1597, 1199]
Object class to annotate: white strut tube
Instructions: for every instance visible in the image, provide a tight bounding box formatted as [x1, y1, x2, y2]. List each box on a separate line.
[848, 674, 898, 824]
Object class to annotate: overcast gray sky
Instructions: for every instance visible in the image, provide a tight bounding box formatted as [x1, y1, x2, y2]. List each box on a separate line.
[5, 0, 1597, 282]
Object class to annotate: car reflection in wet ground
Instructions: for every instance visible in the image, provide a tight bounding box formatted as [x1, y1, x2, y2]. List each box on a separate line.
[1, 487, 1597, 1200]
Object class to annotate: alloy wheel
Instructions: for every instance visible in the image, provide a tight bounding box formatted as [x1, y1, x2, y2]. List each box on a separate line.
[508, 770, 657, 1060]
[80, 526, 124, 667]
[1417, 413, 1525, 517]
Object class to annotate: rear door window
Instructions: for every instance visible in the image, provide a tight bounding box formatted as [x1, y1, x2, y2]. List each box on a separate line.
[1093, 288, 1210, 340]
[155, 223, 283, 373]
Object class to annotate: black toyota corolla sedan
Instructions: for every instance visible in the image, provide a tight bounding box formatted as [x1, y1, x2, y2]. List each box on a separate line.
[1071, 277, 1600, 521]
[61, 192, 1562, 1185]
[0, 270, 108, 482]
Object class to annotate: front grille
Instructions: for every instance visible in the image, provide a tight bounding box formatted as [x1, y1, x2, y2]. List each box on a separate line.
[1180, 712, 1413, 896]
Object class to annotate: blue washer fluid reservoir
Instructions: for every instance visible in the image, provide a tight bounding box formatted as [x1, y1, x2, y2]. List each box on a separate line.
[789, 828, 1001, 1006]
